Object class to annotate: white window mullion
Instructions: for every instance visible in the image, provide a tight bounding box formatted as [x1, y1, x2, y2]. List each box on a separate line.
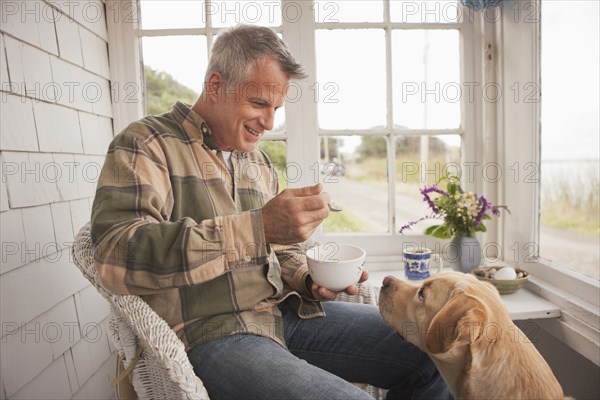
[315, 22, 462, 30]
[387, 134, 396, 234]
[497, 1, 539, 259]
[106, 0, 144, 133]
[459, 13, 480, 196]
[136, 28, 208, 36]
[282, 0, 319, 189]
[384, 3, 396, 236]
[205, 0, 214, 50]
[480, 14, 501, 253]
[317, 129, 462, 137]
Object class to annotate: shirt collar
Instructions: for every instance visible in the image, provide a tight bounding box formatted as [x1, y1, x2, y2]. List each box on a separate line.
[171, 101, 248, 159]
[171, 101, 221, 151]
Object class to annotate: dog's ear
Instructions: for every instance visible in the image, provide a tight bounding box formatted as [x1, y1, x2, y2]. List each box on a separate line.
[425, 289, 488, 354]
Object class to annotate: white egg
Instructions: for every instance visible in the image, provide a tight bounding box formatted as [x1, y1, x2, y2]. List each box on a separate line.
[494, 266, 517, 280]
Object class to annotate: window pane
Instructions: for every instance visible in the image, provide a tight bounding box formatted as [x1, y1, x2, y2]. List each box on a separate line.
[140, 0, 205, 29]
[212, 0, 281, 27]
[320, 136, 388, 233]
[272, 105, 285, 134]
[258, 140, 287, 190]
[142, 36, 207, 114]
[313, 0, 383, 23]
[390, 0, 460, 23]
[316, 30, 386, 129]
[392, 30, 460, 129]
[540, 1, 599, 280]
[394, 135, 461, 233]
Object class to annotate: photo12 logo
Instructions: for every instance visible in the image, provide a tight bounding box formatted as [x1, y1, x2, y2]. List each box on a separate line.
[1, 160, 102, 185]
[2, 1, 106, 24]
[1, 321, 106, 345]
[204, 1, 303, 24]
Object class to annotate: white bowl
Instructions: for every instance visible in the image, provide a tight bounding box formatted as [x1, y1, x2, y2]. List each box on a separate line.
[306, 244, 366, 291]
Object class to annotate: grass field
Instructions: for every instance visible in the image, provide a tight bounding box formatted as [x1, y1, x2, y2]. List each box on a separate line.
[541, 163, 599, 235]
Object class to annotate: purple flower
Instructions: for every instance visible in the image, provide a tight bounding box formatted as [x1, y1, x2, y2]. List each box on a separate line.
[398, 174, 509, 236]
[474, 195, 490, 226]
[399, 214, 436, 235]
[420, 185, 448, 214]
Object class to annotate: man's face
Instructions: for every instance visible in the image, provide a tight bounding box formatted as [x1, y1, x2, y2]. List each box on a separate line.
[210, 57, 288, 152]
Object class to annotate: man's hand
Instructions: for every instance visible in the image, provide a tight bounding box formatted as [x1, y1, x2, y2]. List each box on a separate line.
[262, 183, 330, 245]
[308, 270, 370, 301]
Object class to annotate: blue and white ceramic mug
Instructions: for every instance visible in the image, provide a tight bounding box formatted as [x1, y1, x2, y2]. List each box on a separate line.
[403, 247, 443, 281]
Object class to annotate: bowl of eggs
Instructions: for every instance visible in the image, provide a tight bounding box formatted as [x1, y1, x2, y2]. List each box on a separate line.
[471, 266, 529, 295]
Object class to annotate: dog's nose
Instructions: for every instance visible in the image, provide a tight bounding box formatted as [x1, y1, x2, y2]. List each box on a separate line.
[382, 276, 396, 288]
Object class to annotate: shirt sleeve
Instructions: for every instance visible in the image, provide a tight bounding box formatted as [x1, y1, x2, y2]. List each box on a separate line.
[263, 166, 314, 298]
[272, 243, 313, 296]
[91, 127, 269, 295]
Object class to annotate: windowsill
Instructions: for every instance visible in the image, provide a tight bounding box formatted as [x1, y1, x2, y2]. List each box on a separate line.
[368, 270, 561, 321]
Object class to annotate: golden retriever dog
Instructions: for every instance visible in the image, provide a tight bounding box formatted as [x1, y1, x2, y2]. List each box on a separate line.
[379, 272, 570, 400]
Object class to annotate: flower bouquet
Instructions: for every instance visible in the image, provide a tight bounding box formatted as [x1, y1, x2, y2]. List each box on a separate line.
[400, 174, 509, 272]
[400, 174, 509, 239]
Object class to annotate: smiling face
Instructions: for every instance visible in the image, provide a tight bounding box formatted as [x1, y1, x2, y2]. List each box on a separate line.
[201, 57, 288, 152]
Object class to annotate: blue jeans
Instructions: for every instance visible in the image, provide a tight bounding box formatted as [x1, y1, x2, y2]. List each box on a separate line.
[188, 301, 450, 400]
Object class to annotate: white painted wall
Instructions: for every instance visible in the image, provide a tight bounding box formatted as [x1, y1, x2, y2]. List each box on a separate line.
[0, 1, 116, 398]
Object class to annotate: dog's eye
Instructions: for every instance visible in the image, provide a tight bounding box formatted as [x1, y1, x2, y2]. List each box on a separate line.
[417, 287, 426, 301]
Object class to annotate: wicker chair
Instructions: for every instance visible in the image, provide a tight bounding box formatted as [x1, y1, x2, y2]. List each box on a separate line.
[72, 223, 382, 400]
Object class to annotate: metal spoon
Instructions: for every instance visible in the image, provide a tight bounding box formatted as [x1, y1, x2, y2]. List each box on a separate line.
[328, 201, 343, 212]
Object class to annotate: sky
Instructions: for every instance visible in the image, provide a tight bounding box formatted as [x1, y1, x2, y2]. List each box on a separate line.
[540, 0, 599, 161]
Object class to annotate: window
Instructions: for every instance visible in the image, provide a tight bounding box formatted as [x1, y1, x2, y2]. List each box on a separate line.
[310, 0, 473, 261]
[138, 0, 207, 115]
[539, 1, 599, 281]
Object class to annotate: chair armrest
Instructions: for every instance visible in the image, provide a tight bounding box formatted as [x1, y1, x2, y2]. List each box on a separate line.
[335, 281, 378, 305]
[112, 295, 209, 399]
[72, 223, 210, 399]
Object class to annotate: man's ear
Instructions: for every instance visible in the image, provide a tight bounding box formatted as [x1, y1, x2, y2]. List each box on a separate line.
[205, 71, 225, 101]
[425, 289, 488, 354]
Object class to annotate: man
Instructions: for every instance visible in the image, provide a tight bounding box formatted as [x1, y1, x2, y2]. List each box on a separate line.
[91, 25, 449, 399]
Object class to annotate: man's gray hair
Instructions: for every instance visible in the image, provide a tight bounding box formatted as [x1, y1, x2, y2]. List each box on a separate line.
[205, 24, 307, 86]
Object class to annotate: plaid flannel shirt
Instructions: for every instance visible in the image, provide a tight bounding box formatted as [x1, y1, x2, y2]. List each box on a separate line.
[91, 101, 324, 350]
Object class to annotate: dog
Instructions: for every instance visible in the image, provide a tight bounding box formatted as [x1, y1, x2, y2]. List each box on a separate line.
[379, 272, 570, 399]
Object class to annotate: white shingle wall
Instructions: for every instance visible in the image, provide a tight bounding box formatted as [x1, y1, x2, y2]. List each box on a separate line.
[10, 357, 73, 400]
[1, 1, 116, 398]
[0, 95, 39, 151]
